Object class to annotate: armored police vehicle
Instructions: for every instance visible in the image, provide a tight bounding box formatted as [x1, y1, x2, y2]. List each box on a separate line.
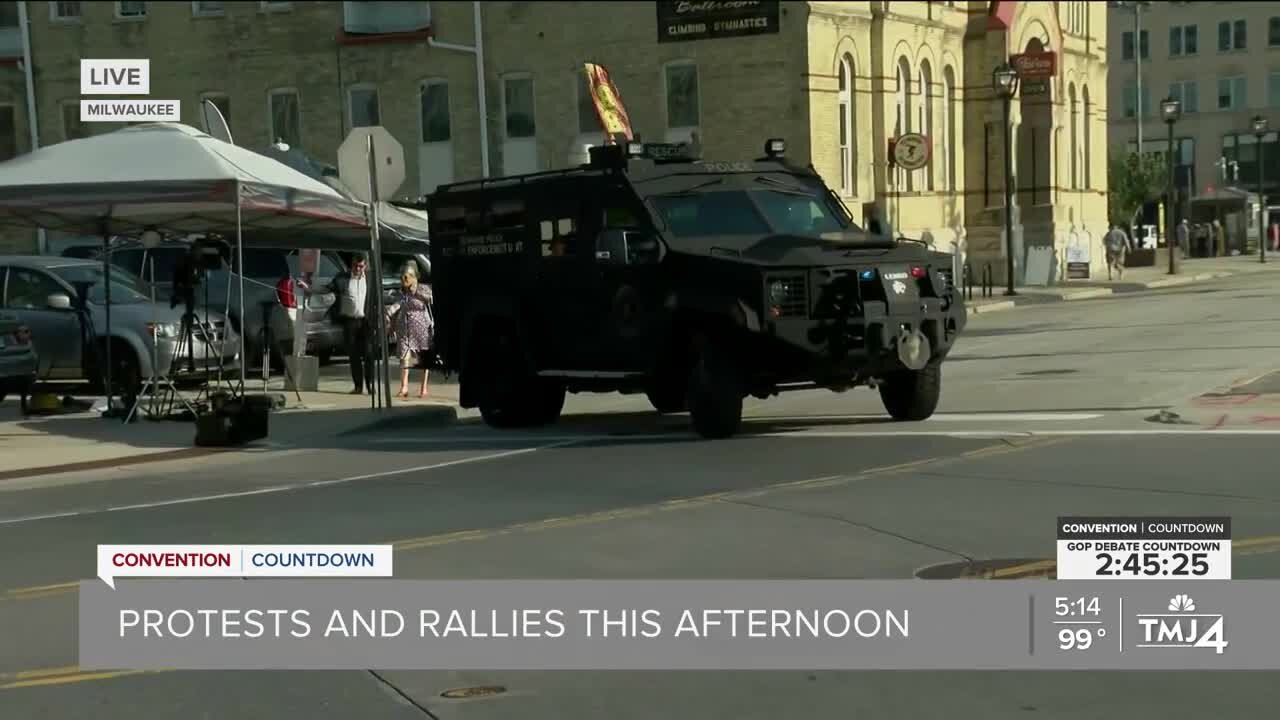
[421, 139, 966, 439]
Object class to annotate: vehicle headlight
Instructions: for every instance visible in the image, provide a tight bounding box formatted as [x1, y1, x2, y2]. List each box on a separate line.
[146, 322, 180, 339]
[769, 281, 789, 305]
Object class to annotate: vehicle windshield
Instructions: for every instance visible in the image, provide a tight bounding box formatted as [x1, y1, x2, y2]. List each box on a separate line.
[651, 189, 849, 238]
[48, 263, 151, 305]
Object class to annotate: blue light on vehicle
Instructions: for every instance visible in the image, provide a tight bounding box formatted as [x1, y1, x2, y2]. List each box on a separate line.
[859, 269, 876, 281]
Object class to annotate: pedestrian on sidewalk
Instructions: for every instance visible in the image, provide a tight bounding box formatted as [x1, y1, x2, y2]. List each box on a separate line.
[1269, 221, 1279, 252]
[1104, 224, 1132, 280]
[328, 253, 374, 395]
[1176, 219, 1190, 259]
[385, 262, 434, 399]
[1214, 219, 1226, 258]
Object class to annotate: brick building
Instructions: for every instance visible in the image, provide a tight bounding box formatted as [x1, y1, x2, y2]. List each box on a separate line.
[0, 1, 1109, 284]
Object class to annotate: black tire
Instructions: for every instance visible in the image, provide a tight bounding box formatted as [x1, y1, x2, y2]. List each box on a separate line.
[879, 363, 942, 421]
[646, 384, 687, 414]
[108, 343, 143, 403]
[686, 341, 743, 439]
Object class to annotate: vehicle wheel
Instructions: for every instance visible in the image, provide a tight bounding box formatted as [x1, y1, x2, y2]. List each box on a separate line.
[528, 379, 566, 426]
[646, 383, 687, 414]
[109, 344, 143, 403]
[878, 363, 942, 421]
[686, 340, 743, 439]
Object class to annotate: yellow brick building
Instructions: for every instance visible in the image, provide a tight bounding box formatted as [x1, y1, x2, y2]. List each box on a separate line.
[0, 1, 1109, 283]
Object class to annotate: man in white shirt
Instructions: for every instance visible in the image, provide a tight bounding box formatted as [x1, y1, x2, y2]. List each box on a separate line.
[329, 254, 373, 394]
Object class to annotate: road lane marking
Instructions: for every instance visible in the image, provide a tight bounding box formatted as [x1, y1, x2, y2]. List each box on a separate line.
[0, 670, 154, 690]
[0, 441, 581, 528]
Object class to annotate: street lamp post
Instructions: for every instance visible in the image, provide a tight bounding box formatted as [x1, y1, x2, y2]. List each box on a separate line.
[1253, 115, 1269, 263]
[993, 62, 1019, 296]
[1160, 97, 1182, 275]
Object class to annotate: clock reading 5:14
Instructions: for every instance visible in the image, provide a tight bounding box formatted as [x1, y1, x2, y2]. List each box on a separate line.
[1054, 596, 1101, 617]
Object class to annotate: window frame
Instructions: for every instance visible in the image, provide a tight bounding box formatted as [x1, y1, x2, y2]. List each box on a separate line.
[1169, 24, 1199, 57]
[501, 73, 537, 140]
[266, 87, 302, 147]
[114, 1, 147, 20]
[1217, 75, 1246, 110]
[191, 1, 225, 18]
[1268, 71, 1280, 108]
[1219, 19, 1247, 52]
[346, 83, 382, 130]
[662, 60, 701, 132]
[1270, 17, 1280, 47]
[1169, 80, 1199, 113]
[837, 54, 854, 197]
[48, 1, 82, 23]
[419, 78, 451, 144]
[1121, 30, 1149, 61]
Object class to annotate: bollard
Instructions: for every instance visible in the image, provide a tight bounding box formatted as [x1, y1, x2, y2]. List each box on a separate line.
[982, 264, 994, 298]
[963, 263, 973, 301]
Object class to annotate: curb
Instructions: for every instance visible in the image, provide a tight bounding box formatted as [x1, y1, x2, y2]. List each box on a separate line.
[966, 300, 1017, 316]
[964, 266, 1260, 317]
[341, 404, 459, 435]
[0, 446, 227, 483]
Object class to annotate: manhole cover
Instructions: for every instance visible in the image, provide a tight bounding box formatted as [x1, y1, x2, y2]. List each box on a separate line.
[441, 686, 507, 699]
[1017, 369, 1077, 376]
[915, 558, 1056, 580]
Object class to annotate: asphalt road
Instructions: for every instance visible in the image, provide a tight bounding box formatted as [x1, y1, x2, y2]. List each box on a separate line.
[2, 271, 1280, 719]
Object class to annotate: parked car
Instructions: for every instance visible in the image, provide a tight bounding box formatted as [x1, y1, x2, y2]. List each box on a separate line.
[95, 240, 346, 367]
[0, 256, 240, 397]
[0, 311, 37, 403]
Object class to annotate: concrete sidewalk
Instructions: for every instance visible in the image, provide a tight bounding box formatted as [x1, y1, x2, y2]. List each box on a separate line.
[964, 254, 1278, 315]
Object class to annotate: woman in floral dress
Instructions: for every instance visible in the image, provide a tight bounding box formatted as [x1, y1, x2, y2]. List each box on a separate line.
[385, 262, 434, 398]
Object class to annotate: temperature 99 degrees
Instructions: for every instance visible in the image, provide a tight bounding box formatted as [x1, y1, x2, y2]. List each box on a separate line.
[1058, 626, 1106, 650]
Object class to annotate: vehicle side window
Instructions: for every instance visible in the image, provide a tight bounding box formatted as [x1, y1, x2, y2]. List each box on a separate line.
[540, 217, 579, 257]
[5, 268, 65, 309]
[110, 249, 145, 277]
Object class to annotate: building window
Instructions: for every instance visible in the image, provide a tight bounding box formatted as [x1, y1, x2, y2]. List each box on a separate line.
[62, 102, 87, 141]
[944, 66, 956, 191]
[1170, 25, 1198, 56]
[1270, 17, 1280, 47]
[420, 80, 450, 143]
[1069, 84, 1078, 190]
[0, 105, 16, 162]
[268, 89, 301, 147]
[917, 60, 933, 191]
[115, 1, 146, 19]
[577, 67, 598, 136]
[192, 1, 224, 17]
[199, 93, 230, 134]
[503, 75, 535, 138]
[664, 62, 700, 130]
[837, 54, 854, 196]
[894, 57, 911, 137]
[1122, 79, 1150, 118]
[1169, 80, 1199, 113]
[1121, 30, 1148, 61]
[983, 122, 994, 207]
[1082, 85, 1092, 189]
[1218, 19, 1246, 51]
[343, 1, 431, 34]
[1269, 72, 1280, 108]
[348, 85, 380, 128]
[1217, 75, 1247, 110]
[50, 2, 82, 21]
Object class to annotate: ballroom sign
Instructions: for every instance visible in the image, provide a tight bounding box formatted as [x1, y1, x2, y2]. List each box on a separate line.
[656, 1, 781, 43]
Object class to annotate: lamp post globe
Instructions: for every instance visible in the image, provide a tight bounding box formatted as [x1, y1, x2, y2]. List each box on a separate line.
[992, 62, 1019, 295]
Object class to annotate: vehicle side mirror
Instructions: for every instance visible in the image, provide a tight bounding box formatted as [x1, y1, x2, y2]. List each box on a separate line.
[595, 229, 630, 265]
[46, 293, 73, 310]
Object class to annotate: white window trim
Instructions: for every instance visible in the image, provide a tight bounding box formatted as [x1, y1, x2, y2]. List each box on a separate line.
[662, 60, 701, 133]
[191, 1, 226, 18]
[419, 78, 451, 145]
[837, 56, 854, 197]
[1218, 75, 1245, 110]
[266, 87, 301, 145]
[500, 72, 536, 141]
[114, 1, 147, 21]
[48, 1, 83, 23]
[346, 83, 382, 130]
[260, 1, 292, 13]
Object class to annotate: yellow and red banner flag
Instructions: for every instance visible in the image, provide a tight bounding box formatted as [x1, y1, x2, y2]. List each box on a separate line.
[584, 63, 634, 144]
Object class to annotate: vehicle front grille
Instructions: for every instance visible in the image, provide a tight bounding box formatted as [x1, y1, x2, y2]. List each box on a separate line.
[811, 270, 861, 320]
[771, 275, 807, 317]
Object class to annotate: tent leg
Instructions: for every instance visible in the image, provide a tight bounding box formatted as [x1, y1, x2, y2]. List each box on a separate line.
[100, 226, 117, 418]
[235, 191, 247, 395]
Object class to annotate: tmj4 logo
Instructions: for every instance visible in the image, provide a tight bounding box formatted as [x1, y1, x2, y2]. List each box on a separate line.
[1136, 594, 1228, 654]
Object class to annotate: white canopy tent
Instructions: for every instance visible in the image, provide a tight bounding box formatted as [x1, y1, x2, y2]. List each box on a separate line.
[0, 122, 393, 412]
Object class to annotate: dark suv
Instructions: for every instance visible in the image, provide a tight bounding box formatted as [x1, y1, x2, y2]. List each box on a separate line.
[421, 140, 966, 439]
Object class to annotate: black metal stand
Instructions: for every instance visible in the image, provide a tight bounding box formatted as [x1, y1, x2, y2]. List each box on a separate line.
[260, 300, 302, 404]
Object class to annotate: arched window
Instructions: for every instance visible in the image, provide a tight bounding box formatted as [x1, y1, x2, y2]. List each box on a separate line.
[918, 59, 934, 191]
[838, 54, 856, 196]
[896, 57, 912, 191]
[1082, 85, 1092, 188]
[1069, 83, 1079, 189]
[943, 66, 957, 191]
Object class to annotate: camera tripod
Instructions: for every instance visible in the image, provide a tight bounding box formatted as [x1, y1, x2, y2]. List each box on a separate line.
[125, 258, 197, 423]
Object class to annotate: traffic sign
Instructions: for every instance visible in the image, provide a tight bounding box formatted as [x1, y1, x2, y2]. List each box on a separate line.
[338, 126, 405, 204]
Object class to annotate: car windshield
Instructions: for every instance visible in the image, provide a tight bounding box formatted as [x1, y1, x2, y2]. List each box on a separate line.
[651, 189, 849, 238]
[48, 263, 151, 305]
